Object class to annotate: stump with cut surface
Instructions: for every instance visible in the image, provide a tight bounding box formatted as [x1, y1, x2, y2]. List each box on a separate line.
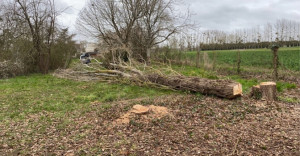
[260, 82, 277, 101]
[251, 82, 277, 101]
[146, 74, 243, 99]
[131, 105, 150, 115]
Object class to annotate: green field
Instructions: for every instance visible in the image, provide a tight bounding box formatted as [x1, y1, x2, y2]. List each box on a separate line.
[181, 47, 300, 71]
[0, 74, 173, 122]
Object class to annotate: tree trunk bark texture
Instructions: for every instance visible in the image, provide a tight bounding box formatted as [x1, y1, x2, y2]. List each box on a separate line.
[146, 74, 242, 99]
[251, 82, 277, 101]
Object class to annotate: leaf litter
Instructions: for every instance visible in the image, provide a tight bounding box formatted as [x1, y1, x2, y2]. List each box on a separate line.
[0, 95, 299, 155]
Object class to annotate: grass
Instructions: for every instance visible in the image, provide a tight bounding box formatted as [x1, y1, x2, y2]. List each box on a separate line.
[0, 62, 296, 123]
[4, 63, 293, 122]
[0, 74, 174, 121]
[167, 47, 300, 71]
[1, 64, 299, 155]
[161, 64, 296, 93]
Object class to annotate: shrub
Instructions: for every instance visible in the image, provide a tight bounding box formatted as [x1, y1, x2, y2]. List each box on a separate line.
[0, 60, 25, 79]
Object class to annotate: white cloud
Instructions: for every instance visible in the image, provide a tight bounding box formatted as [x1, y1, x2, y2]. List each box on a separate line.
[185, 0, 300, 31]
[57, 0, 300, 40]
[56, 0, 86, 40]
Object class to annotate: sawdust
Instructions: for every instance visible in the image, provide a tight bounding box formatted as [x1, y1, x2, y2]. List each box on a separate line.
[114, 105, 170, 125]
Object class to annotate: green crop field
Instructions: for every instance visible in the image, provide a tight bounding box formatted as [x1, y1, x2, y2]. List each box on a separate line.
[181, 47, 300, 71]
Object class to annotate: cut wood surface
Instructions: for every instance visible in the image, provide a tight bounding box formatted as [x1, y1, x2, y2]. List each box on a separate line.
[146, 74, 242, 99]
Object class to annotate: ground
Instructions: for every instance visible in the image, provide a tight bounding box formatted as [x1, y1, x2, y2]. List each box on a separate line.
[1, 73, 299, 155]
[1, 52, 300, 155]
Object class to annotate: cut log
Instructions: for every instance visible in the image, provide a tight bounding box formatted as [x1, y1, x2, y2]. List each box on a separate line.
[146, 74, 242, 99]
[250, 82, 277, 101]
[250, 85, 262, 99]
[260, 82, 277, 101]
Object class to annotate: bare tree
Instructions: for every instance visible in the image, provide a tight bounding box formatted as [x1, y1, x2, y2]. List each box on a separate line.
[77, 0, 187, 62]
[13, 0, 58, 73]
[77, 0, 144, 46]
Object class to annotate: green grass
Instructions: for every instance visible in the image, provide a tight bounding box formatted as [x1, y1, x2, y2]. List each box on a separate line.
[162, 64, 296, 93]
[0, 74, 173, 121]
[0, 64, 296, 122]
[170, 47, 300, 71]
[231, 76, 296, 93]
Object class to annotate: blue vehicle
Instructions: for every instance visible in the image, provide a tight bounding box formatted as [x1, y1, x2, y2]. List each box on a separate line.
[80, 53, 91, 64]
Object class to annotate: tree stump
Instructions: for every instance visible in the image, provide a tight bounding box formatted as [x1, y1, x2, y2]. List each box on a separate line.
[251, 85, 262, 99]
[260, 82, 277, 101]
[251, 82, 277, 101]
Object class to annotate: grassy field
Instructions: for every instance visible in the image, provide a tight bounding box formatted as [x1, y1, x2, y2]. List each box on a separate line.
[0, 73, 299, 155]
[0, 65, 299, 154]
[0, 64, 295, 123]
[152, 64, 297, 93]
[179, 47, 300, 71]
[0, 74, 174, 122]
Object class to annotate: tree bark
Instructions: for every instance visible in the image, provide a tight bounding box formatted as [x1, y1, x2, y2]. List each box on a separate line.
[196, 50, 200, 68]
[260, 82, 277, 101]
[146, 74, 242, 99]
[250, 82, 277, 101]
[272, 48, 279, 80]
[146, 48, 151, 65]
[250, 85, 262, 99]
[237, 50, 241, 74]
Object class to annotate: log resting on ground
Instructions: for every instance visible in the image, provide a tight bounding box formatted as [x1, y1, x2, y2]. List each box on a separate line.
[146, 74, 242, 99]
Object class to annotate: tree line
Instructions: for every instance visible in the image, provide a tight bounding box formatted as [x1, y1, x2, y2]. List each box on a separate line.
[167, 19, 300, 51]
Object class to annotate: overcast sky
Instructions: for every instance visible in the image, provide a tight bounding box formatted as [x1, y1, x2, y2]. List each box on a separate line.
[58, 0, 300, 40]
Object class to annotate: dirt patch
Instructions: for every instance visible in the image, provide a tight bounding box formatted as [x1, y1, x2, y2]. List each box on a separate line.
[114, 105, 170, 125]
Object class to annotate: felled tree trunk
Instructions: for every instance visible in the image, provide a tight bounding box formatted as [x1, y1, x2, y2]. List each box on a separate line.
[146, 74, 242, 99]
[251, 82, 277, 101]
[57, 62, 244, 99]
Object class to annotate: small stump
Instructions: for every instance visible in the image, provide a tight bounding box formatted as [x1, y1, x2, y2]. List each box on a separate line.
[251, 82, 277, 101]
[251, 85, 262, 99]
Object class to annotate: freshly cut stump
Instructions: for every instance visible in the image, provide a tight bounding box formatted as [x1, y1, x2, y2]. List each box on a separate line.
[131, 105, 150, 115]
[114, 105, 170, 126]
[260, 82, 277, 101]
[250, 82, 277, 101]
